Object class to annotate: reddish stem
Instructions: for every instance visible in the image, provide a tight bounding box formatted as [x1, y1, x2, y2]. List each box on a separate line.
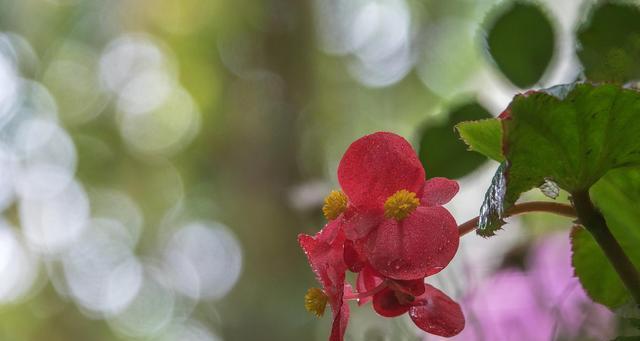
[344, 280, 389, 301]
[457, 201, 576, 236]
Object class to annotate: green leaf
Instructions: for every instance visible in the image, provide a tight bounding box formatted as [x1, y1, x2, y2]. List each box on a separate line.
[577, 2, 640, 83]
[505, 83, 640, 309]
[455, 118, 504, 162]
[419, 102, 493, 179]
[571, 168, 640, 308]
[571, 226, 630, 308]
[592, 168, 640, 241]
[485, 1, 555, 88]
[502, 83, 640, 205]
[473, 83, 640, 239]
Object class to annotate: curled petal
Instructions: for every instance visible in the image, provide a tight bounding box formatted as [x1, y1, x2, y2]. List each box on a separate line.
[298, 221, 345, 290]
[372, 287, 411, 317]
[420, 177, 459, 207]
[338, 132, 425, 211]
[355, 265, 383, 306]
[298, 220, 349, 341]
[299, 218, 342, 251]
[365, 206, 459, 280]
[409, 284, 465, 337]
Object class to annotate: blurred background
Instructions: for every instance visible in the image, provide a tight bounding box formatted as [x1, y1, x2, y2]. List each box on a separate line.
[0, 0, 636, 340]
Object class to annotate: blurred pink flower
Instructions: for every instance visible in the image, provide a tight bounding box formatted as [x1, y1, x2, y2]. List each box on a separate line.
[431, 232, 615, 341]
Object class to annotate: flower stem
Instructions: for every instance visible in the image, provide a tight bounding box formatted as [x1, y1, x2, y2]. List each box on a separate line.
[571, 191, 640, 306]
[457, 201, 577, 236]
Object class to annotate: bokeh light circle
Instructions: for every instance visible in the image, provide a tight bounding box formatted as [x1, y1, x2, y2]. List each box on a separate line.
[63, 219, 143, 316]
[42, 41, 107, 126]
[14, 118, 77, 199]
[0, 222, 39, 303]
[163, 221, 243, 301]
[20, 180, 89, 254]
[108, 265, 176, 338]
[155, 320, 222, 341]
[88, 188, 144, 247]
[117, 87, 200, 156]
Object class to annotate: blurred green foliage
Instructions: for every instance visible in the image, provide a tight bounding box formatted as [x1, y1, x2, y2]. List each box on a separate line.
[485, 1, 555, 88]
[577, 2, 640, 83]
[418, 102, 492, 179]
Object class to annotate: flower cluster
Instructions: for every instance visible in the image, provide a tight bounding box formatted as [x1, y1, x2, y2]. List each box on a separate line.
[298, 132, 465, 340]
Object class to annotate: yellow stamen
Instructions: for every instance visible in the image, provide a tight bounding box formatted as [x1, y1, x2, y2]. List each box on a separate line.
[384, 190, 420, 220]
[304, 287, 328, 317]
[322, 190, 348, 220]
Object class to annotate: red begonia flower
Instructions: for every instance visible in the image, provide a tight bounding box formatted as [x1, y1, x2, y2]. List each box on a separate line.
[357, 265, 464, 337]
[337, 132, 459, 280]
[300, 131, 465, 340]
[298, 220, 349, 341]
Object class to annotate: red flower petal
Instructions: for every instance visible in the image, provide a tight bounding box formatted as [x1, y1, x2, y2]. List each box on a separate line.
[343, 239, 365, 273]
[329, 301, 349, 341]
[409, 284, 465, 337]
[420, 177, 459, 207]
[372, 287, 411, 317]
[298, 220, 349, 341]
[338, 132, 425, 211]
[355, 265, 383, 306]
[341, 207, 382, 241]
[364, 206, 459, 280]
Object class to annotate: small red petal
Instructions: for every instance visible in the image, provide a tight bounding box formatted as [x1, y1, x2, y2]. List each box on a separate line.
[298, 220, 349, 341]
[364, 206, 459, 280]
[298, 221, 344, 287]
[338, 132, 425, 212]
[420, 177, 459, 207]
[343, 239, 365, 273]
[355, 265, 383, 306]
[409, 284, 465, 337]
[372, 287, 410, 317]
